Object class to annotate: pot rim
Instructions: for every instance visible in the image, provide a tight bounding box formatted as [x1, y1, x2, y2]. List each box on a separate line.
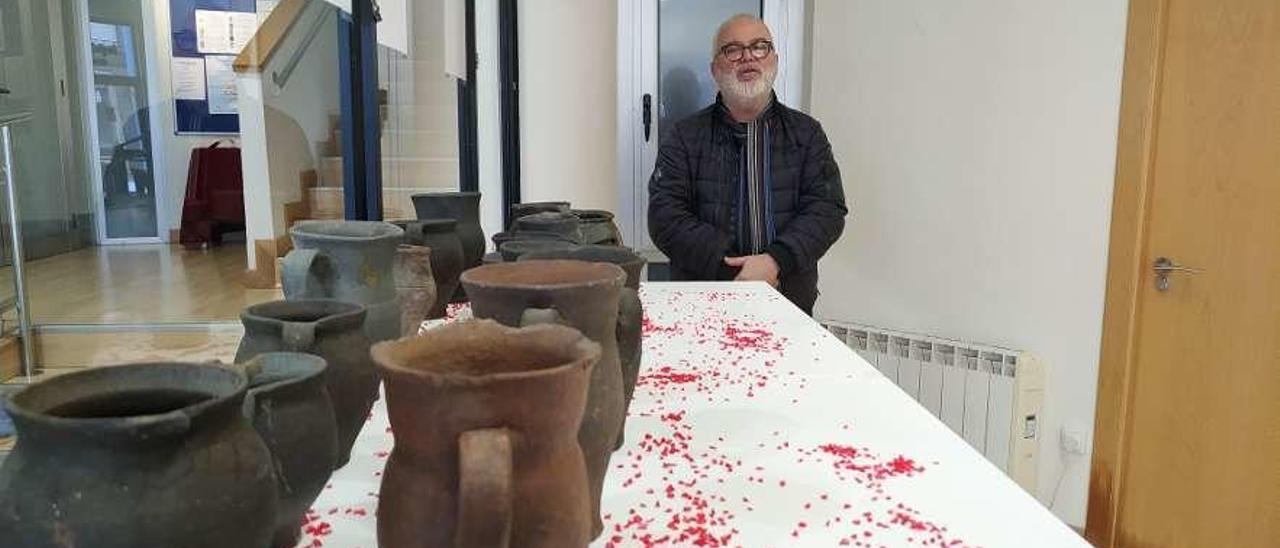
[290, 220, 404, 243]
[5, 362, 247, 435]
[410, 191, 481, 200]
[241, 352, 328, 399]
[241, 298, 368, 334]
[370, 319, 600, 385]
[460, 260, 626, 291]
[518, 244, 644, 269]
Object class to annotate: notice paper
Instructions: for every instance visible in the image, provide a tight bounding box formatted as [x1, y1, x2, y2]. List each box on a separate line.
[204, 55, 239, 114]
[196, 9, 257, 55]
[171, 57, 206, 100]
[195, 10, 231, 54]
[229, 11, 258, 52]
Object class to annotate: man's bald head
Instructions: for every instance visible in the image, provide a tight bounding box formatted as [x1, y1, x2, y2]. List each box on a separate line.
[711, 14, 773, 59]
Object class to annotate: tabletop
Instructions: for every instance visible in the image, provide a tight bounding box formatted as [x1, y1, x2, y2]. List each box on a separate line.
[295, 282, 1086, 548]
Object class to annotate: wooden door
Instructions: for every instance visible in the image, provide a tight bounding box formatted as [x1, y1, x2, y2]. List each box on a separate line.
[1087, 0, 1280, 547]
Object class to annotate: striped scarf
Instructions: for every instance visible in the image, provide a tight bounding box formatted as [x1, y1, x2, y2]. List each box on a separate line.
[736, 119, 774, 255]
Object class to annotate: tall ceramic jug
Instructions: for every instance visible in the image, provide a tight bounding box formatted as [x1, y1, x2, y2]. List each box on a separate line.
[519, 246, 647, 448]
[238, 352, 339, 548]
[411, 192, 484, 304]
[237, 299, 376, 467]
[0, 363, 277, 548]
[371, 320, 601, 548]
[394, 244, 437, 336]
[460, 260, 625, 539]
[393, 219, 465, 319]
[282, 220, 403, 342]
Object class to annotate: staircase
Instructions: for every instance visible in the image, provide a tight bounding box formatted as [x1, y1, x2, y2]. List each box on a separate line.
[306, 53, 462, 221]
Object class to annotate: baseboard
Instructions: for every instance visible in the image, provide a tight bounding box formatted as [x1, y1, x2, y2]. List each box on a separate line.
[242, 237, 286, 289]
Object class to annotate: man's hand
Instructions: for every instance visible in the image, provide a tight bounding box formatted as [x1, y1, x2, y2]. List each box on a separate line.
[724, 254, 780, 288]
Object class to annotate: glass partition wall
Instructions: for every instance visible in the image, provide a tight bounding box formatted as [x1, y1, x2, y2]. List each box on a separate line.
[0, 0, 405, 381]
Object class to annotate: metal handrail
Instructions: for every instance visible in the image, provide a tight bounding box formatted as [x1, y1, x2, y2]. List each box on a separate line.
[272, 4, 334, 89]
[0, 112, 35, 379]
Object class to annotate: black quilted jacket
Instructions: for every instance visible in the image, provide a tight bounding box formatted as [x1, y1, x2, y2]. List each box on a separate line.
[648, 96, 848, 314]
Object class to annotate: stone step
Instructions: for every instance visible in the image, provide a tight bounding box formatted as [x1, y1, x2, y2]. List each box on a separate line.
[317, 156, 460, 189]
[307, 186, 461, 222]
[320, 128, 457, 159]
[382, 129, 459, 157]
[382, 104, 457, 131]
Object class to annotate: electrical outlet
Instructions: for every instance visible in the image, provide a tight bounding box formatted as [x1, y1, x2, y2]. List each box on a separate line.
[1061, 422, 1089, 455]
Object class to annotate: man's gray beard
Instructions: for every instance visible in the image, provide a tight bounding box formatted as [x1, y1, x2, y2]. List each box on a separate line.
[716, 66, 777, 104]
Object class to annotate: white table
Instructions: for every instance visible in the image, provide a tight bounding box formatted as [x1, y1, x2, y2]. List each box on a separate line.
[296, 283, 1085, 547]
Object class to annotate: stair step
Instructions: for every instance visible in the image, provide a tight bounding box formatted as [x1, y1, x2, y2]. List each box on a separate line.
[382, 104, 457, 131]
[382, 129, 459, 158]
[317, 156, 460, 188]
[307, 186, 461, 222]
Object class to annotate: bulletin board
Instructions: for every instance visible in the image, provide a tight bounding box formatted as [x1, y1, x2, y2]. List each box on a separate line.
[169, 0, 258, 134]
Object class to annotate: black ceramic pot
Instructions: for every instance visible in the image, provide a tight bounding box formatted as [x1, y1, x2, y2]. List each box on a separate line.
[572, 210, 623, 246]
[0, 363, 277, 548]
[512, 211, 583, 244]
[236, 299, 377, 468]
[240, 352, 338, 548]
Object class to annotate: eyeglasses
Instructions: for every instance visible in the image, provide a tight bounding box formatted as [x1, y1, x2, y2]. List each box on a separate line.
[718, 40, 774, 62]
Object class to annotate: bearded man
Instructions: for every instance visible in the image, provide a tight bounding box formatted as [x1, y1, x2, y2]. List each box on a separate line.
[647, 14, 848, 315]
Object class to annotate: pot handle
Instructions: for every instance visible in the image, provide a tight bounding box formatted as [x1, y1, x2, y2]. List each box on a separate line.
[518, 307, 566, 328]
[281, 321, 317, 352]
[455, 427, 514, 548]
[282, 248, 333, 299]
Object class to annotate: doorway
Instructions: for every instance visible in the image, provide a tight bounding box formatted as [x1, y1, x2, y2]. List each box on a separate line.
[78, 0, 162, 242]
[616, 0, 806, 260]
[1087, 0, 1280, 546]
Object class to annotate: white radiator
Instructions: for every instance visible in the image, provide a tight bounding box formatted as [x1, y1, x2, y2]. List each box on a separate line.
[821, 321, 1044, 493]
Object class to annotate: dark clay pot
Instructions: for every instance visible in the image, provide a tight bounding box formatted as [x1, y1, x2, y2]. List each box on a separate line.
[461, 260, 626, 540]
[411, 192, 484, 303]
[0, 363, 277, 548]
[240, 352, 338, 548]
[571, 210, 623, 246]
[394, 244, 437, 337]
[283, 220, 404, 342]
[236, 299, 377, 468]
[519, 246, 646, 449]
[370, 320, 601, 548]
[508, 201, 570, 229]
[498, 239, 579, 262]
[405, 219, 466, 319]
[491, 229, 577, 250]
[512, 211, 583, 244]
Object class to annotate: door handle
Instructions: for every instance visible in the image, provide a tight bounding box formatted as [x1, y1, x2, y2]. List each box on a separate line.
[1153, 256, 1202, 292]
[642, 93, 652, 142]
[0, 86, 10, 95]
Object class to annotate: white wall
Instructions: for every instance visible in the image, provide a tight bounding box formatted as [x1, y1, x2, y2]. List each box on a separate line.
[518, 0, 617, 210]
[808, 0, 1128, 527]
